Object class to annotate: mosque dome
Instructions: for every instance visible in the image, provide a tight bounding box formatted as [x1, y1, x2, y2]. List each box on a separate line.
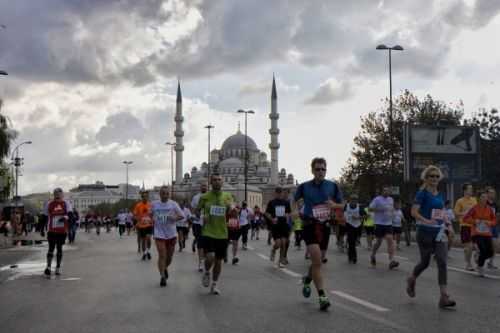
[221, 130, 258, 152]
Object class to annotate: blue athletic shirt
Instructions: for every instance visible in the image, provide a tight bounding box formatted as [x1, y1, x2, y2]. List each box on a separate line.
[413, 189, 445, 237]
[294, 179, 343, 221]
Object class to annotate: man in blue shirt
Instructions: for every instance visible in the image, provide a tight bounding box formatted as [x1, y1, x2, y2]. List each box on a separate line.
[294, 157, 343, 311]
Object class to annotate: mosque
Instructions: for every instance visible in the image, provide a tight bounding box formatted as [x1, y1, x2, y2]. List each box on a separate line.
[171, 77, 296, 208]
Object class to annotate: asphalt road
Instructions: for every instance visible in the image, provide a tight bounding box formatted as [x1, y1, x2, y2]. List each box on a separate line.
[1, 229, 499, 333]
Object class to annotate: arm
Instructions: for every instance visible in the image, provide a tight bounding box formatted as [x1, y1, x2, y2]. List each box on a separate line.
[463, 207, 475, 226]
[411, 204, 434, 225]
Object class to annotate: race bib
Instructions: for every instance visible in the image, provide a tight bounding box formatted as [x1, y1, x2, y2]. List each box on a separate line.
[210, 205, 226, 217]
[156, 211, 173, 224]
[312, 204, 331, 222]
[275, 206, 286, 217]
[477, 220, 490, 233]
[431, 209, 446, 225]
[52, 215, 66, 228]
[227, 218, 239, 229]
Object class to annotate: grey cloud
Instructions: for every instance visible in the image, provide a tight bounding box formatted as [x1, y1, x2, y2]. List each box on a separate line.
[95, 112, 146, 145]
[304, 79, 353, 105]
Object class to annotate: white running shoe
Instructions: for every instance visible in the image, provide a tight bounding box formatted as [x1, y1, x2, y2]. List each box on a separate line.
[270, 249, 276, 262]
[210, 283, 220, 295]
[202, 272, 210, 287]
[477, 266, 485, 277]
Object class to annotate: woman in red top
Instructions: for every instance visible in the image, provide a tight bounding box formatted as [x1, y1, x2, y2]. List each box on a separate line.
[464, 190, 497, 277]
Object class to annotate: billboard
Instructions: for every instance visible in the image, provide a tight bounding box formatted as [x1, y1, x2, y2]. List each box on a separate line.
[404, 125, 481, 182]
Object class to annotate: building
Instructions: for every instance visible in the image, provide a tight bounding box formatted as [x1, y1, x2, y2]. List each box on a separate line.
[172, 76, 296, 208]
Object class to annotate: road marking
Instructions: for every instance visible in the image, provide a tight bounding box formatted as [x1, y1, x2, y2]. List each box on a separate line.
[333, 301, 407, 331]
[394, 255, 409, 261]
[256, 253, 269, 260]
[246, 245, 255, 251]
[447, 266, 500, 280]
[331, 290, 390, 312]
[280, 268, 302, 278]
[60, 277, 81, 281]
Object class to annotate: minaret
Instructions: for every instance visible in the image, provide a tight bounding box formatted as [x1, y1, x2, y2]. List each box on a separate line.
[175, 81, 184, 184]
[269, 75, 279, 185]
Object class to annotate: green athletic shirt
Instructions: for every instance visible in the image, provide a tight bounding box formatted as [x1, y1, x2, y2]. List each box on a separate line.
[198, 191, 233, 239]
[364, 207, 374, 227]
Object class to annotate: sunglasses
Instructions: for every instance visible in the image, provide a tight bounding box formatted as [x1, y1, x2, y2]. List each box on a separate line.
[427, 174, 440, 179]
[314, 168, 326, 172]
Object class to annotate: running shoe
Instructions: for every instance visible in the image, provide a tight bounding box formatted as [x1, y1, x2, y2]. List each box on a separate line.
[142, 254, 147, 261]
[477, 266, 485, 277]
[406, 277, 416, 298]
[232, 257, 239, 265]
[164, 270, 169, 280]
[438, 294, 456, 308]
[319, 295, 331, 311]
[370, 255, 376, 267]
[160, 277, 167, 287]
[55, 267, 61, 276]
[465, 264, 474, 271]
[210, 283, 220, 295]
[302, 277, 311, 298]
[389, 260, 399, 270]
[147, 253, 152, 260]
[202, 272, 210, 288]
[44, 268, 51, 277]
[278, 261, 285, 268]
[322, 257, 328, 264]
[487, 262, 498, 270]
[270, 249, 276, 262]
[198, 263, 204, 273]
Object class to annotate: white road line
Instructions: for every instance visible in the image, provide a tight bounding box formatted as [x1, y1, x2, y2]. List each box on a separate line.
[256, 253, 269, 260]
[330, 290, 390, 312]
[333, 302, 407, 332]
[280, 268, 302, 278]
[246, 245, 255, 251]
[60, 277, 81, 281]
[394, 255, 409, 261]
[447, 266, 500, 280]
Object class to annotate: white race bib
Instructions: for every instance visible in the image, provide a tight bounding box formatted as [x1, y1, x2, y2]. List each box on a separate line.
[477, 220, 490, 233]
[210, 205, 226, 217]
[275, 206, 286, 217]
[228, 218, 239, 229]
[312, 204, 331, 222]
[431, 209, 446, 221]
[52, 215, 66, 228]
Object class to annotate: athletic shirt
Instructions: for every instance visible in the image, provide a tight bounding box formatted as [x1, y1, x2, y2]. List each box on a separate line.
[176, 207, 191, 228]
[454, 197, 477, 227]
[392, 209, 403, 227]
[191, 193, 205, 225]
[345, 204, 362, 228]
[198, 191, 234, 239]
[414, 189, 445, 237]
[239, 208, 253, 226]
[369, 196, 394, 226]
[117, 213, 127, 225]
[265, 199, 291, 224]
[133, 201, 152, 229]
[294, 179, 343, 223]
[45, 199, 72, 234]
[152, 199, 185, 240]
[363, 208, 374, 227]
[464, 204, 496, 237]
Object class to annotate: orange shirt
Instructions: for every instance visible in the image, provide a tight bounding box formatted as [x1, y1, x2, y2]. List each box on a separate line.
[464, 204, 496, 237]
[133, 201, 152, 229]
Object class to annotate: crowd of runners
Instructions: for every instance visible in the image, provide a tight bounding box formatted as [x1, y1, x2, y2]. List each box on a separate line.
[32, 157, 499, 311]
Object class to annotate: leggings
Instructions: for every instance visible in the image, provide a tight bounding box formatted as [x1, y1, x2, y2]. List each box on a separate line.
[346, 223, 360, 261]
[47, 232, 66, 268]
[413, 231, 447, 285]
[475, 236, 494, 267]
[240, 224, 250, 245]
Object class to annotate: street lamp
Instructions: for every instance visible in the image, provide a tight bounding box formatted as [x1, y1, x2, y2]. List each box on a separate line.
[237, 109, 255, 203]
[376, 44, 404, 177]
[122, 161, 133, 203]
[165, 142, 176, 196]
[0, 71, 7, 76]
[11, 140, 32, 201]
[204, 125, 214, 189]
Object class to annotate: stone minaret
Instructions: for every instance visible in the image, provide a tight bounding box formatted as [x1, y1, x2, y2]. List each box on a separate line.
[175, 81, 184, 184]
[269, 75, 279, 185]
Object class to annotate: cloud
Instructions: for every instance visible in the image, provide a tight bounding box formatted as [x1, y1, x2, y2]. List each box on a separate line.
[304, 79, 353, 105]
[239, 77, 299, 96]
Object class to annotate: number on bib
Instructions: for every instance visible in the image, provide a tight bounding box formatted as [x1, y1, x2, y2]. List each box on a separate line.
[477, 220, 490, 233]
[210, 205, 226, 217]
[312, 204, 331, 222]
[275, 206, 286, 217]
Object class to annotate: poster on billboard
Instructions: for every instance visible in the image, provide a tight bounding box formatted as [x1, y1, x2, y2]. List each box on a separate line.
[404, 125, 481, 182]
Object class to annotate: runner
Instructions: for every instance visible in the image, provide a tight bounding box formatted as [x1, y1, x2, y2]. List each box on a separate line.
[406, 165, 456, 308]
[227, 206, 241, 265]
[454, 183, 477, 271]
[117, 209, 127, 238]
[344, 194, 365, 264]
[444, 200, 456, 252]
[125, 210, 133, 236]
[238, 202, 252, 250]
[251, 205, 263, 241]
[191, 183, 208, 272]
[292, 206, 304, 250]
[486, 187, 498, 269]
[95, 215, 101, 236]
[363, 206, 375, 250]
[152, 186, 185, 287]
[44, 188, 72, 277]
[369, 187, 399, 269]
[133, 190, 153, 261]
[265, 187, 292, 268]
[295, 157, 343, 311]
[176, 200, 190, 252]
[198, 173, 233, 295]
[464, 189, 497, 277]
[392, 200, 405, 251]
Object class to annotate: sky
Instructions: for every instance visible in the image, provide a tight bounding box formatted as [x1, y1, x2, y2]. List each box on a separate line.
[1, 0, 500, 194]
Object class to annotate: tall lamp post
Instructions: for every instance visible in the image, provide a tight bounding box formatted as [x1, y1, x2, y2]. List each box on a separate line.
[165, 142, 176, 196]
[204, 125, 214, 188]
[237, 109, 254, 203]
[11, 140, 32, 201]
[122, 161, 133, 203]
[376, 44, 404, 178]
[0, 71, 7, 76]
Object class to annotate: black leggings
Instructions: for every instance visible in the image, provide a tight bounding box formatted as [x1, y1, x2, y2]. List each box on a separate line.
[475, 236, 494, 267]
[47, 232, 66, 268]
[346, 223, 360, 261]
[240, 224, 250, 245]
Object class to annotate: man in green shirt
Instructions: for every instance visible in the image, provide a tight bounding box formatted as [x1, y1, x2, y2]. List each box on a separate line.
[198, 173, 233, 295]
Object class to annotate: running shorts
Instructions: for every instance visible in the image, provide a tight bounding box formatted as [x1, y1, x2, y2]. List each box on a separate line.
[228, 228, 241, 241]
[491, 225, 498, 239]
[272, 222, 290, 240]
[47, 232, 67, 244]
[374, 225, 393, 238]
[201, 236, 228, 260]
[303, 222, 331, 251]
[138, 226, 153, 238]
[364, 226, 375, 236]
[154, 237, 177, 248]
[192, 224, 202, 238]
[460, 225, 472, 243]
[176, 226, 189, 236]
[392, 226, 402, 235]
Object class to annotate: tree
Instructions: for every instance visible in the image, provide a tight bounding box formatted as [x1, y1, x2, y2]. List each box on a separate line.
[0, 99, 16, 202]
[341, 90, 464, 202]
